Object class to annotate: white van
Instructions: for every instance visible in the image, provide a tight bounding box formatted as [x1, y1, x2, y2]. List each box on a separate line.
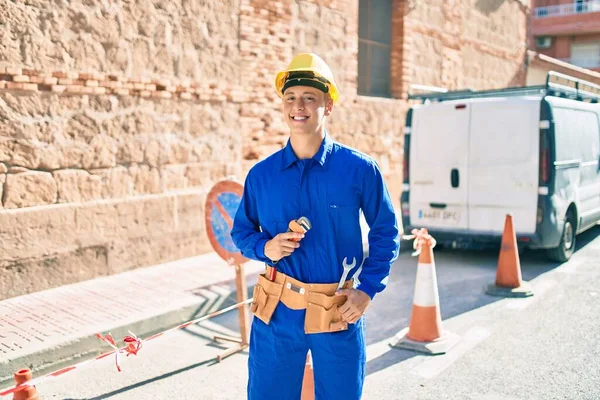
[400, 72, 600, 262]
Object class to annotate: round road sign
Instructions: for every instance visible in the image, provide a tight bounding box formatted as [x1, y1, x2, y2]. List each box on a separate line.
[205, 179, 248, 265]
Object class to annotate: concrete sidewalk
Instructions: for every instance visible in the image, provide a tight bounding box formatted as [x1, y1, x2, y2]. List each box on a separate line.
[0, 252, 265, 386]
[0, 212, 382, 387]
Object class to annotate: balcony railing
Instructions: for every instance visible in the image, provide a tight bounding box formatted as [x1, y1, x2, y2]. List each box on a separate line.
[534, 0, 600, 18]
[560, 57, 600, 69]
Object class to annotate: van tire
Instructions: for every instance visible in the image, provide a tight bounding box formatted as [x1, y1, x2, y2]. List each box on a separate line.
[546, 213, 576, 263]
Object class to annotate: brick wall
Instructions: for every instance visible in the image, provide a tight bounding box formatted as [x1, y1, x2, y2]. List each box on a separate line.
[0, 0, 534, 299]
[405, 0, 529, 91]
[554, 36, 572, 58]
[574, 33, 600, 44]
[532, 8, 600, 36]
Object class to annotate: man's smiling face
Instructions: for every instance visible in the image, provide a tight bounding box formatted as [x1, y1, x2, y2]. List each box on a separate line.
[282, 85, 333, 136]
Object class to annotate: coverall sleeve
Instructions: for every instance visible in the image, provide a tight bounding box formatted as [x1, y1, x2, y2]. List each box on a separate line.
[356, 160, 400, 299]
[230, 172, 272, 263]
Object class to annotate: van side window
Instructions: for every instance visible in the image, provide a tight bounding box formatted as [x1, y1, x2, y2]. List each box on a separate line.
[553, 108, 600, 163]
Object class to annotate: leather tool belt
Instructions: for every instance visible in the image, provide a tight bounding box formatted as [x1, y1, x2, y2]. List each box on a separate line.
[250, 269, 353, 334]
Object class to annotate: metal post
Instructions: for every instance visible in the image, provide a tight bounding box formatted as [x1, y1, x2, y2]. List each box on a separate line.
[235, 263, 250, 345]
[214, 264, 250, 361]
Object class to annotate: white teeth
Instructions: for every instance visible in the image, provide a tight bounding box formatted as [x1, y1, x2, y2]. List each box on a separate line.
[293, 116, 307, 120]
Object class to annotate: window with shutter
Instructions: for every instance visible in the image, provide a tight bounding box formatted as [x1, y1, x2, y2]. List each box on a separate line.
[358, 0, 392, 98]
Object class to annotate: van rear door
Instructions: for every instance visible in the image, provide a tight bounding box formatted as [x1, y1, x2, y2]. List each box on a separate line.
[467, 98, 540, 234]
[409, 101, 470, 230]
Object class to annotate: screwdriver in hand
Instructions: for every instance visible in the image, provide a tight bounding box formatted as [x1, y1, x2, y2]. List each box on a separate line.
[267, 216, 312, 281]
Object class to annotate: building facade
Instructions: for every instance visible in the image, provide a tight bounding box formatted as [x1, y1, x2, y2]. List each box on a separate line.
[0, 0, 596, 299]
[531, 0, 600, 71]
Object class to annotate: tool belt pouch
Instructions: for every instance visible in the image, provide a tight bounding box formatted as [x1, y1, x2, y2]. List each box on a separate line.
[251, 274, 283, 325]
[305, 291, 348, 334]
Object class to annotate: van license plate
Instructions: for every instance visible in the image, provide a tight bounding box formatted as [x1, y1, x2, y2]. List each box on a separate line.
[420, 209, 460, 223]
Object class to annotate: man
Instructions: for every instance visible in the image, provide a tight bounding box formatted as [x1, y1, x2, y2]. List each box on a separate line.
[231, 53, 399, 400]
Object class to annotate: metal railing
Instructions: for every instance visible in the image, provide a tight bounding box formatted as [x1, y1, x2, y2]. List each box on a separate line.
[534, 0, 600, 18]
[546, 70, 600, 102]
[559, 57, 600, 69]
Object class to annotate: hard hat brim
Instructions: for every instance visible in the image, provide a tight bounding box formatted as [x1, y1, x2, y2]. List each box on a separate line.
[275, 68, 339, 103]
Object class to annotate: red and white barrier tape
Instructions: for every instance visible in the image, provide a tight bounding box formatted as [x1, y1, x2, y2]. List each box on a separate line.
[0, 298, 252, 397]
[96, 331, 143, 372]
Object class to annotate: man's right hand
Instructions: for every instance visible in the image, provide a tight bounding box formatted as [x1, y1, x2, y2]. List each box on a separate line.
[264, 232, 305, 262]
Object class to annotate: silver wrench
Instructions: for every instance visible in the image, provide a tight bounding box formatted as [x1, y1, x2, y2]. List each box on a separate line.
[337, 257, 356, 290]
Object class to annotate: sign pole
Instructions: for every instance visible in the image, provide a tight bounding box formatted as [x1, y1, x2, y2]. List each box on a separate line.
[213, 264, 250, 362]
[204, 178, 251, 362]
[235, 263, 250, 345]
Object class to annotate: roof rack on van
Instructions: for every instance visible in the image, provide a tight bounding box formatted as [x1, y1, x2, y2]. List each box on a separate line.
[408, 71, 600, 104]
[546, 71, 600, 103]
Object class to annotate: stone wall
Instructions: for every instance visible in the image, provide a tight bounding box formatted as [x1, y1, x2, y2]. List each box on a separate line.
[405, 0, 529, 91]
[0, 0, 534, 299]
[0, 0, 243, 299]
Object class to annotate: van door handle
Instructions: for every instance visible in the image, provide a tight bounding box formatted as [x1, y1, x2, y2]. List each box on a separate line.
[430, 203, 447, 209]
[451, 169, 459, 188]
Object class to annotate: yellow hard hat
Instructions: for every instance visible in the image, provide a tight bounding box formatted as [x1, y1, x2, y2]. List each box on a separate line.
[275, 53, 340, 103]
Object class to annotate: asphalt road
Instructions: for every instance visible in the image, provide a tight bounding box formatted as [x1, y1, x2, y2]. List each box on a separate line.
[34, 226, 600, 399]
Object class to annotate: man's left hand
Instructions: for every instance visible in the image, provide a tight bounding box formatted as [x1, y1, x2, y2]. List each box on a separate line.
[335, 288, 371, 324]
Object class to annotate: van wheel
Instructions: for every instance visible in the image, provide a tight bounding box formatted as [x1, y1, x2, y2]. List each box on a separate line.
[546, 213, 576, 263]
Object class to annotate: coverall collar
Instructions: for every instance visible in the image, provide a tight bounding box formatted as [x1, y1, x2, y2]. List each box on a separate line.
[281, 131, 333, 171]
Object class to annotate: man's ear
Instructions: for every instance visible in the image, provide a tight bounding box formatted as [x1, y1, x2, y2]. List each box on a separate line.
[324, 97, 334, 116]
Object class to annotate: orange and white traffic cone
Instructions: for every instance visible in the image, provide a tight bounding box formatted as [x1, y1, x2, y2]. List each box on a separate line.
[390, 228, 459, 355]
[13, 368, 40, 400]
[486, 214, 534, 298]
[300, 352, 314, 400]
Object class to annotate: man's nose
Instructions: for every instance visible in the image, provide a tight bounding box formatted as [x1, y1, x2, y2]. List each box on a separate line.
[295, 100, 305, 111]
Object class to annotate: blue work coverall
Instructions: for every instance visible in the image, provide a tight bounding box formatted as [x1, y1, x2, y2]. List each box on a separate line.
[231, 132, 399, 400]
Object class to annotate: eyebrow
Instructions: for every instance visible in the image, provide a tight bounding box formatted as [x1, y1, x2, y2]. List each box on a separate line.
[284, 91, 318, 96]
